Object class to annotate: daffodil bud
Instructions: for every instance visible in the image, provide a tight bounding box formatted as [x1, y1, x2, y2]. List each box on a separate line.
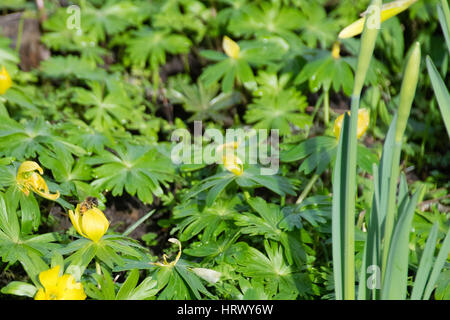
[69, 204, 109, 243]
[395, 42, 421, 143]
[223, 36, 240, 59]
[334, 108, 370, 140]
[16, 161, 60, 200]
[339, 0, 418, 39]
[0, 66, 12, 95]
[34, 265, 86, 300]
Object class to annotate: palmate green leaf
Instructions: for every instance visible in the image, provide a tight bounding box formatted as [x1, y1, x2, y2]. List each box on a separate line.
[172, 196, 240, 241]
[81, 1, 142, 42]
[0, 116, 86, 160]
[39, 149, 92, 197]
[200, 39, 284, 92]
[152, 0, 209, 43]
[233, 240, 312, 298]
[86, 268, 158, 300]
[244, 88, 311, 136]
[185, 165, 295, 206]
[125, 28, 191, 69]
[40, 55, 107, 81]
[236, 197, 306, 265]
[61, 120, 114, 154]
[0, 194, 59, 284]
[72, 81, 135, 131]
[281, 136, 377, 175]
[280, 195, 332, 229]
[167, 78, 242, 123]
[89, 143, 175, 204]
[227, 3, 302, 38]
[114, 256, 214, 300]
[295, 51, 354, 96]
[297, 2, 338, 48]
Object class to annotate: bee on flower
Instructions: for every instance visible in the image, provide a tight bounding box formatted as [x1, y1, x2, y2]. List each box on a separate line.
[69, 198, 109, 243]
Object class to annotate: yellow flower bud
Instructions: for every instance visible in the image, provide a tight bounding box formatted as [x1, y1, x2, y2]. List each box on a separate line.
[332, 41, 341, 59]
[16, 161, 60, 200]
[216, 141, 244, 175]
[0, 66, 12, 95]
[223, 154, 244, 175]
[334, 108, 370, 140]
[34, 265, 86, 300]
[338, 0, 418, 39]
[223, 36, 240, 59]
[69, 204, 109, 243]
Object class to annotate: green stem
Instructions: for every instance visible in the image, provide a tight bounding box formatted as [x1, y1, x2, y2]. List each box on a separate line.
[296, 173, 319, 204]
[323, 89, 330, 125]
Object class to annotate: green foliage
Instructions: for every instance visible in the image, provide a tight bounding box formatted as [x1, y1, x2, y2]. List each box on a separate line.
[0, 0, 448, 301]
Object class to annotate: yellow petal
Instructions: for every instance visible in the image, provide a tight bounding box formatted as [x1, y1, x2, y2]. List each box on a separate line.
[17, 161, 43, 178]
[34, 288, 47, 300]
[223, 36, 240, 59]
[334, 108, 370, 140]
[332, 41, 341, 59]
[28, 173, 60, 200]
[57, 274, 87, 300]
[38, 265, 60, 289]
[223, 154, 244, 176]
[339, 0, 418, 39]
[80, 207, 109, 242]
[69, 205, 88, 239]
[0, 66, 12, 95]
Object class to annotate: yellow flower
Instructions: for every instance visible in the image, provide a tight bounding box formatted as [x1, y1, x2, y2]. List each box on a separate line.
[151, 238, 182, 268]
[223, 153, 244, 176]
[69, 204, 109, 243]
[338, 0, 418, 39]
[34, 265, 86, 300]
[216, 141, 244, 175]
[332, 41, 341, 59]
[223, 36, 240, 59]
[0, 66, 12, 95]
[334, 108, 370, 140]
[16, 161, 60, 200]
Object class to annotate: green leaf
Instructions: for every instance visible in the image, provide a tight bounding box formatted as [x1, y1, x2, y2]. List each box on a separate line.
[90, 143, 174, 204]
[426, 56, 450, 139]
[381, 187, 423, 300]
[0, 281, 37, 298]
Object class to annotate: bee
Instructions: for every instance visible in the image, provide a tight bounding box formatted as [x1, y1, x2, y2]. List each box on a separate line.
[79, 196, 99, 214]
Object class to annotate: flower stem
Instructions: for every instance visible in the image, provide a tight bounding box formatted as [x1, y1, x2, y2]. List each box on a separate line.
[323, 89, 330, 125]
[296, 173, 320, 204]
